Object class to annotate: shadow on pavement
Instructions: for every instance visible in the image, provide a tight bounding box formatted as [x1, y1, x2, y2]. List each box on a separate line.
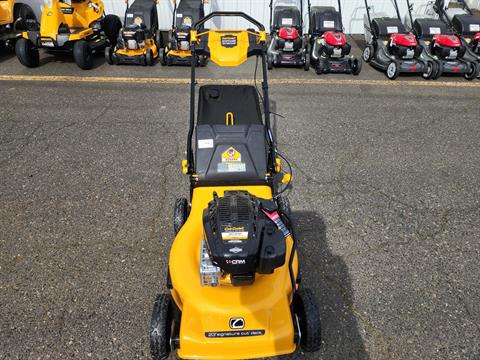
[285, 210, 369, 360]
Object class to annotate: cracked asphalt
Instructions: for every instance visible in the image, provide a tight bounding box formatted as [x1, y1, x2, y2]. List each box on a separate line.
[1, 41, 479, 359]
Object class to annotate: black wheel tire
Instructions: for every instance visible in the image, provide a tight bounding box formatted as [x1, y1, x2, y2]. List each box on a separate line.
[199, 55, 208, 67]
[111, 52, 118, 65]
[173, 198, 189, 235]
[159, 48, 167, 66]
[464, 61, 479, 80]
[104, 46, 113, 65]
[293, 288, 322, 352]
[433, 62, 443, 80]
[146, 48, 154, 66]
[15, 38, 39, 68]
[150, 294, 174, 360]
[386, 60, 400, 80]
[267, 55, 273, 70]
[102, 14, 122, 46]
[73, 40, 93, 70]
[140, 55, 147, 66]
[276, 196, 291, 217]
[422, 61, 435, 80]
[351, 57, 362, 75]
[304, 52, 311, 71]
[362, 44, 374, 63]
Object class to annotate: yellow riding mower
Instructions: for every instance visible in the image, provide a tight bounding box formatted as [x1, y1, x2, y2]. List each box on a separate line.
[1, 0, 18, 46]
[1, 0, 37, 48]
[159, 0, 207, 66]
[15, 0, 121, 69]
[105, 0, 159, 66]
[150, 11, 321, 360]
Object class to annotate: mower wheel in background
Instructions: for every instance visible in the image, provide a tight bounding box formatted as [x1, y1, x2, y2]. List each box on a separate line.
[304, 52, 311, 71]
[276, 196, 291, 217]
[315, 59, 327, 75]
[433, 62, 443, 80]
[104, 46, 113, 65]
[386, 60, 400, 80]
[15, 38, 39, 68]
[159, 48, 167, 66]
[267, 55, 273, 70]
[73, 40, 93, 70]
[199, 55, 208, 67]
[102, 14, 122, 46]
[362, 44, 374, 63]
[351, 57, 362, 75]
[173, 198, 190, 234]
[464, 61, 479, 80]
[146, 48, 154, 66]
[150, 294, 174, 360]
[293, 288, 322, 352]
[422, 60, 436, 80]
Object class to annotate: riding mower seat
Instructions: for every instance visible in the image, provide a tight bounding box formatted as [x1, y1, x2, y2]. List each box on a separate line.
[196, 85, 268, 186]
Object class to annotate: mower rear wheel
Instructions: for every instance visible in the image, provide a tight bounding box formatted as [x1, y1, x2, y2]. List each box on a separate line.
[104, 46, 113, 65]
[294, 288, 322, 352]
[276, 196, 291, 217]
[146, 48, 154, 66]
[362, 44, 374, 63]
[267, 55, 273, 70]
[15, 38, 39, 68]
[386, 60, 400, 80]
[464, 61, 479, 80]
[199, 55, 208, 67]
[173, 198, 190, 234]
[304, 53, 311, 71]
[422, 61, 436, 80]
[73, 40, 93, 70]
[150, 294, 176, 360]
[351, 57, 362, 75]
[159, 48, 167, 66]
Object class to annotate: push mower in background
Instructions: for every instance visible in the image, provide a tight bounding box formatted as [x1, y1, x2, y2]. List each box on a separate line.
[362, 0, 432, 79]
[307, 0, 362, 75]
[267, 0, 310, 70]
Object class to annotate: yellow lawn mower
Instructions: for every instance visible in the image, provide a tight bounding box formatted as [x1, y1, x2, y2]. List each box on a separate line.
[105, 0, 159, 66]
[15, 0, 121, 69]
[150, 12, 321, 360]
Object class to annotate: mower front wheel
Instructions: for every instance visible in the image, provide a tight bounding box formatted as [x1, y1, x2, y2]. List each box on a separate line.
[15, 38, 39, 68]
[464, 61, 479, 81]
[173, 198, 190, 234]
[150, 294, 176, 360]
[386, 60, 400, 80]
[422, 61, 437, 80]
[104, 46, 113, 65]
[267, 55, 273, 70]
[294, 288, 322, 352]
[146, 48, 154, 66]
[350, 57, 362, 75]
[304, 53, 311, 71]
[73, 40, 93, 70]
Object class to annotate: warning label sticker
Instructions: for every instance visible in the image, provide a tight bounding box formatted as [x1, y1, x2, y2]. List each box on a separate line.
[222, 147, 241, 163]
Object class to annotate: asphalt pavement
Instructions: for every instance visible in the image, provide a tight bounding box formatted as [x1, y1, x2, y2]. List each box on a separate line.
[0, 39, 479, 360]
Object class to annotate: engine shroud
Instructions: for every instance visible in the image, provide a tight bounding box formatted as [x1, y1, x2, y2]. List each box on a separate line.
[202, 191, 286, 286]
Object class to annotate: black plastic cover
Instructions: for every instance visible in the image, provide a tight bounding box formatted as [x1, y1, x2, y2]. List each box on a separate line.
[176, 0, 205, 31]
[203, 191, 286, 286]
[372, 17, 407, 38]
[309, 6, 343, 34]
[452, 14, 480, 37]
[124, 0, 158, 31]
[272, 6, 302, 31]
[413, 18, 449, 38]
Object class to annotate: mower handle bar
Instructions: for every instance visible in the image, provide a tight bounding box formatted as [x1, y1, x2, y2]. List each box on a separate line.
[193, 11, 265, 31]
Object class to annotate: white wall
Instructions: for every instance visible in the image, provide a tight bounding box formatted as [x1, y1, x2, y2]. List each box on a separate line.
[103, 0, 479, 34]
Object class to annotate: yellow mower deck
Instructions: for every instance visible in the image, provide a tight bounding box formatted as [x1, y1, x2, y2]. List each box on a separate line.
[170, 186, 298, 360]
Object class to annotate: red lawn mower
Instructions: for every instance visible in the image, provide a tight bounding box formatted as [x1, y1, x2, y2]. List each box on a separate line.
[307, 0, 361, 75]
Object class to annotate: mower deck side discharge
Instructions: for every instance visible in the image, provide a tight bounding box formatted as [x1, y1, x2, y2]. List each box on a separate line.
[170, 186, 298, 359]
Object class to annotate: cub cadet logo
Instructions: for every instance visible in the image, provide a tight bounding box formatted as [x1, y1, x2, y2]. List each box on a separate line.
[61, 8, 74, 15]
[226, 259, 246, 265]
[229, 318, 245, 329]
[224, 227, 245, 231]
[221, 35, 238, 48]
[221, 147, 241, 163]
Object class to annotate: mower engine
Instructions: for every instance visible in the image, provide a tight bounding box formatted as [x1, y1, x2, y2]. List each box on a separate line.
[120, 25, 146, 50]
[171, 25, 191, 51]
[277, 27, 302, 52]
[201, 191, 287, 287]
[388, 33, 421, 59]
[431, 34, 465, 59]
[318, 31, 351, 58]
